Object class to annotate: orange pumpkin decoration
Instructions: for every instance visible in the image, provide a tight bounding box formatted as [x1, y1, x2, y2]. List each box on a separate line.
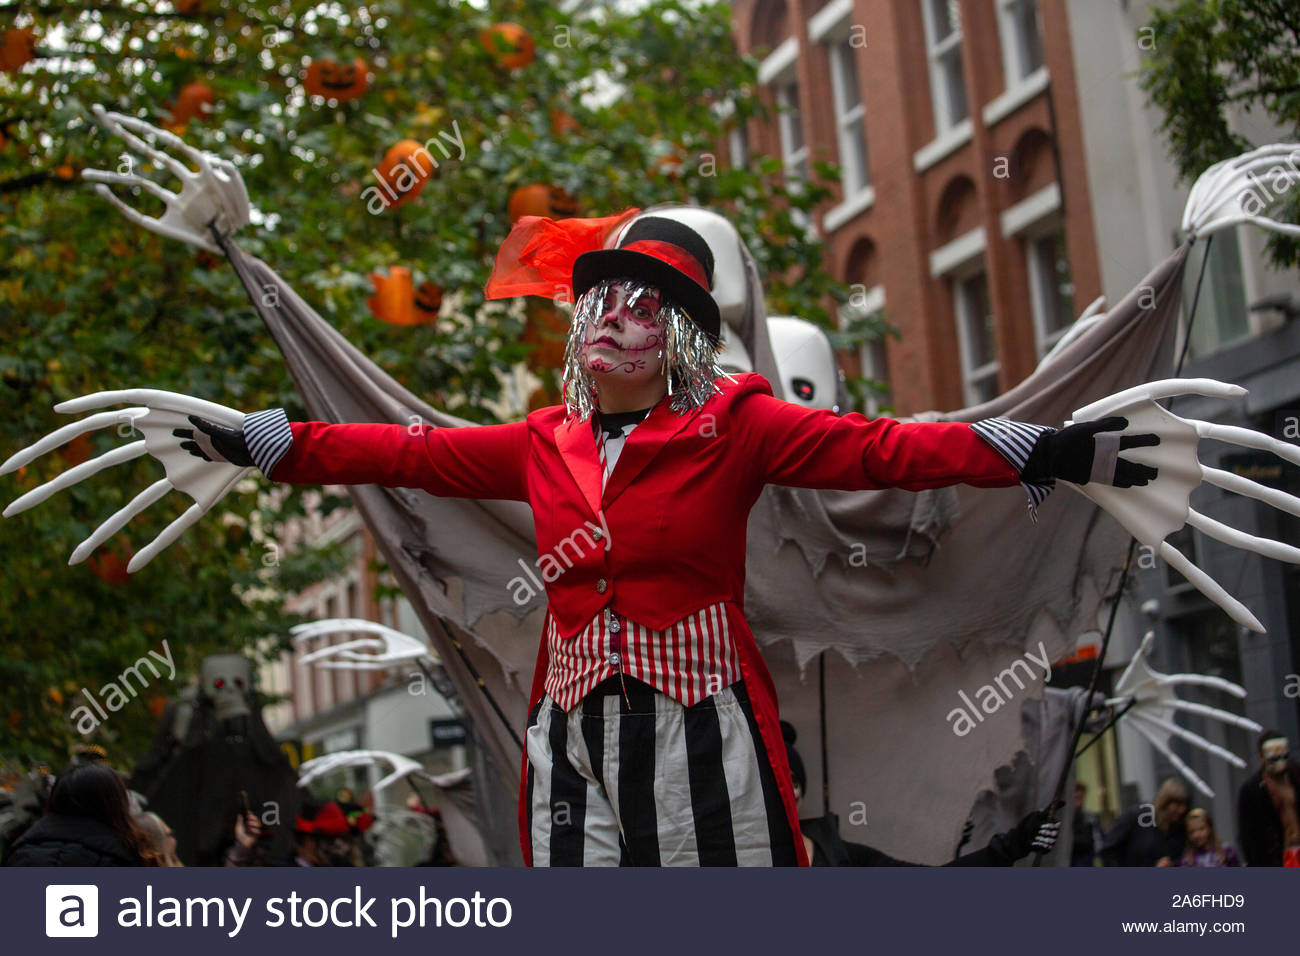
[0, 28, 36, 73]
[168, 81, 214, 126]
[57, 433, 92, 467]
[480, 23, 535, 70]
[414, 281, 443, 319]
[303, 57, 369, 102]
[549, 109, 580, 138]
[368, 267, 415, 326]
[522, 297, 570, 374]
[507, 184, 579, 223]
[375, 139, 435, 209]
[88, 537, 133, 585]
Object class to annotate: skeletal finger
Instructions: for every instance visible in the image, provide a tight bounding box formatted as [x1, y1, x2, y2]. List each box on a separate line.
[102, 113, 194, 181]
[1158, 672, 1247, 698]
[92, 184, 161, 232]
[0, 408, 147, 475]
[55, 389, 245, 427]
[1073, 379, 1246, 422]
[82, 168, 179, 205]
[291, 618, 385, 641]
[113, 111, 213, 170]
[1159, 541, 1264, 632]
[1203, 466, 1300, 519]
[126, 501, 206, 572]
[69, 477, 172, 564]
[298, 638, 384, 664]
[1187, 508, 1300, 564]
[1194, 420, 1300, 467]
[1131, 722, 1214, 798]
[4, 440, 147, 516]
[1168, 698, 1264, 733]
[1129, 712, 1247, 768]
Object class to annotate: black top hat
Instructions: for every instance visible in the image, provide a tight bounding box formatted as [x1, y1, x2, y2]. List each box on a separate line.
[571, 216, 722, 343]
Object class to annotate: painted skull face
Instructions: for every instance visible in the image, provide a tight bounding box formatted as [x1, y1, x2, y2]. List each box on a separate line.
[199, 654, 252, 722]
[1262, 737, 1289, 775]
[579, 279, 664, 385]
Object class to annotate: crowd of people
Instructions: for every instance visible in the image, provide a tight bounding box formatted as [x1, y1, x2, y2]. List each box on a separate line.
[2, 728, 1295, 867]
[1071, 730, 1299, 867]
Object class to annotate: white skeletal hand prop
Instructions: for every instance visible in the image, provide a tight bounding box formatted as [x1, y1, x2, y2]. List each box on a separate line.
[1107, 631, 1262, 798]
[0, 390, 252, 572]
[1064, 378, 1300, 632]
[83, 104, 252, 254]
[298, 749, 438, 793]
[292, 618, 434, 670]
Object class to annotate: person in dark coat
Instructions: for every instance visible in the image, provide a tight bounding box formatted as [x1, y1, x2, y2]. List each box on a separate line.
[1100, 777, 1188, 866]
[1236, 730, 1300, 867]
[782, 721, 1059, 866]
[4, 762, 152, 866]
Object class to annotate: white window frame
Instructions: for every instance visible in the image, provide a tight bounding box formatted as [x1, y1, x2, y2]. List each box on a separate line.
[919, 0, 969, 134]
[838, 285, 890, 416]
[775, 80, 809, 185]
[1024, 224, 1075, 358]
[1000, 182, 1073, 357]
[944, 253, 999, 407]
[995, 0, 1045, 88]
[817, 9, 871, 204]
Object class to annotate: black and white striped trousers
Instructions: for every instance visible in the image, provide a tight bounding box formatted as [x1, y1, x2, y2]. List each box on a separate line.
[525, 674, 798, 866]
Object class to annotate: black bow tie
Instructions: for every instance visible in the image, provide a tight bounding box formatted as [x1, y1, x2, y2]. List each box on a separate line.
[597, 407, 653, 439]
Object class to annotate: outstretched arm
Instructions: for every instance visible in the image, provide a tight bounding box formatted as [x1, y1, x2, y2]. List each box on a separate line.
[732, 387, 1150, 504]
[187, 410, 531, 501]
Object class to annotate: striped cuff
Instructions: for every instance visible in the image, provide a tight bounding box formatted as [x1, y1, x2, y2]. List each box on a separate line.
[969, 418, 1057, 520]
[242, 408, 293, 478]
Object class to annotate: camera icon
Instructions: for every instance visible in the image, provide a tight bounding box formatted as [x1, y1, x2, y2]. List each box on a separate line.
[45, 885, 99, 938]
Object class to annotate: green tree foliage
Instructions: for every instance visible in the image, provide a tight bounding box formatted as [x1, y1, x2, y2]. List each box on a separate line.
[0, 0, 852, 767]
[1137, 0, 1300, 268]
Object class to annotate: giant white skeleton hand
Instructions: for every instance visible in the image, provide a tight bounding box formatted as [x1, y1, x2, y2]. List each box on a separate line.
[291, 618, 434, 670]
[1107, 631, 1262, 798]
[83, 104, 251, 254]
[298, 749, 442, 793]
[1064, 378, 1300, 632]
[0, 390, 253, 572]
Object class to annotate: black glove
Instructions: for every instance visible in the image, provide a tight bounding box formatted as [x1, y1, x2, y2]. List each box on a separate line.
[1021, 416, 1159, 487]
[173, 415, 254, 467]
[998, 809, 1061, 862]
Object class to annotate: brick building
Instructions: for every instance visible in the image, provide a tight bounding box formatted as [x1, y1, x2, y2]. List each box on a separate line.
[727, 0, 1300, 847]
[731, 0, 1095, 416]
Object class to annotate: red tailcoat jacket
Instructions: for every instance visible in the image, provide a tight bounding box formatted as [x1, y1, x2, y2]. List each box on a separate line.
[267, 372, 1022, 866]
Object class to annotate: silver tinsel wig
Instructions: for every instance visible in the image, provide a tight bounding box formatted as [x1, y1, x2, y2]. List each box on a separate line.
[560, 277, 731, 420]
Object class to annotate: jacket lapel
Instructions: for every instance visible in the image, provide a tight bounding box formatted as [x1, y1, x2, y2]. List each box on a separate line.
[600, 397, 700, 508]
[554, 413, 604, 517]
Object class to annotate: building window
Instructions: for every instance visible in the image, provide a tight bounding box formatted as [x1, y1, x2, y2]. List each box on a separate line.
[920, 0, 969, 133]
[838, 285, 891, 416]
[997, 0, 1044, 87]
[953, 270, 999, 404]
[1185, 227, 1251, 360]
[728, 121, 749, 169]
[1026, 225, 1075, 356]
[828, 37, 870, 195]
[776, 80, 809, 183]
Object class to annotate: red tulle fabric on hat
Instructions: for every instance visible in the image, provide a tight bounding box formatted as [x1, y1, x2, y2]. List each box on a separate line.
[484, 207, 641, 302]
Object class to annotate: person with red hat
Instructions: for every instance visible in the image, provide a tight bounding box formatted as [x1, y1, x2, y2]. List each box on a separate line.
[177, 209, 1159, 867]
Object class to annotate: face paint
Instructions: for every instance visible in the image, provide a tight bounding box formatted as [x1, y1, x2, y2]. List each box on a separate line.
[1262, 737, 1289, 776]
[561, 277, 730, 420]
[579, 279, 666, 385]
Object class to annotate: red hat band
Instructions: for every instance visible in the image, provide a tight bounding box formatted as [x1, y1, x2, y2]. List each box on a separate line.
[617, 240, 709, 291]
